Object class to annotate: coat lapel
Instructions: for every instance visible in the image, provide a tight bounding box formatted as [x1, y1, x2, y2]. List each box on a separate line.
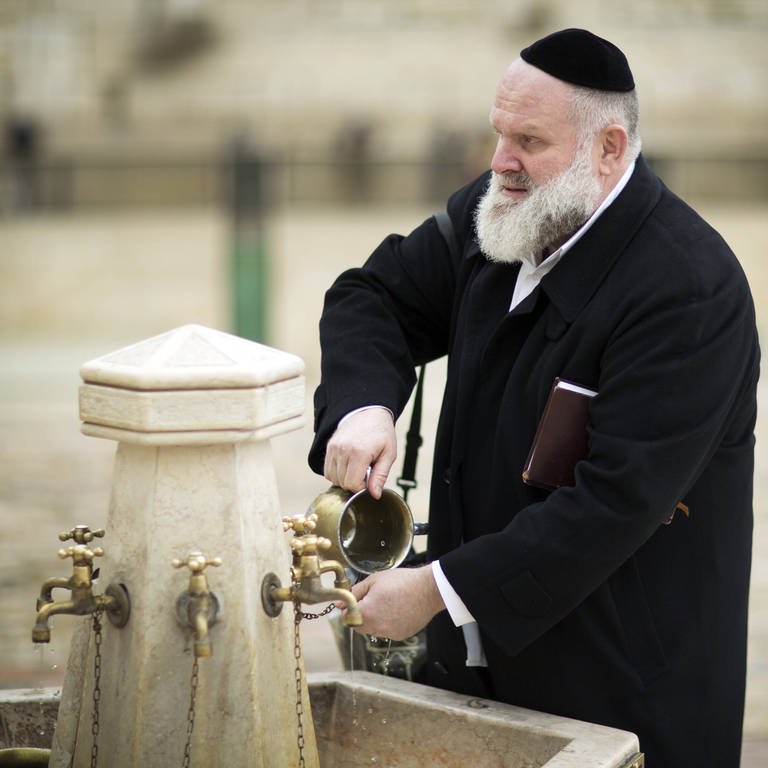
[448, 255, 520, 440]
[541, 156, 662, 321]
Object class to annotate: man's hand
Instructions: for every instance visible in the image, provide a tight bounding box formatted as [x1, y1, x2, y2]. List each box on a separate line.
[324, 407, 396, 499]
[342, 565, 446, 641]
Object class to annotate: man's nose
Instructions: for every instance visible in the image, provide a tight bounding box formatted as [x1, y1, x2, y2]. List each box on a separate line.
[490, 138, 523, 176]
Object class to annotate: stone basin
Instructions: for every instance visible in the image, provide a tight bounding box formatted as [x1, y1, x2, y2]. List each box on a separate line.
[0, 672, 642, 767]
[310, 672, 642, 768]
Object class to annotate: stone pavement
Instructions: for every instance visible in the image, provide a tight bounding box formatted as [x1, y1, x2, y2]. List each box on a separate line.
[1, 204, 767, 763]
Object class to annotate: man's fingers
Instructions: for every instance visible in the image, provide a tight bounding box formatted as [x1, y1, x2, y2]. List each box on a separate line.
[341, 458, 369, 492]
[367, 451, 396, 499]
[346, 568, 443, 641]
[323, 407, 396, 492]
[350, 574, 373, 601]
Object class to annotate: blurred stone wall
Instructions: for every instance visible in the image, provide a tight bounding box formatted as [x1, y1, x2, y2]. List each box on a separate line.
[0, 0, 766, 207]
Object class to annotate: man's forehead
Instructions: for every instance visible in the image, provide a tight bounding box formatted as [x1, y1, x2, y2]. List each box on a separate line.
[492, 61, 573, 129]
[499, 58, 572, 100]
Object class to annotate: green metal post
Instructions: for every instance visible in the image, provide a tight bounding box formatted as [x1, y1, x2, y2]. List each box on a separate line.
[229, 140, 268, 342]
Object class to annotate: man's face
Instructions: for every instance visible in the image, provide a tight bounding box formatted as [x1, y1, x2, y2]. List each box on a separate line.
[475, 59, 604, 265]
[489, 58, 586, 193]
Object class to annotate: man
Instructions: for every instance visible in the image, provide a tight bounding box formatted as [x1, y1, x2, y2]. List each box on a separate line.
[308, 28, 759, 767]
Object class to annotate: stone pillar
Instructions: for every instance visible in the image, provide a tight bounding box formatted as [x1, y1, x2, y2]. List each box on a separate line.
[50, 324, 320, 768]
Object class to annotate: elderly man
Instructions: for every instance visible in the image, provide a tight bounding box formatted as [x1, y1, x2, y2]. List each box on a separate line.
[309, 28, 759, 767]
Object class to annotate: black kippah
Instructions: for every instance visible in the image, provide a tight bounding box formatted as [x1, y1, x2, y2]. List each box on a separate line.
[520, 28, 635, 92]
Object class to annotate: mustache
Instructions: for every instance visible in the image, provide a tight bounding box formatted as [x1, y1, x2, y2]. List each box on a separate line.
[491, 171, 533, 193]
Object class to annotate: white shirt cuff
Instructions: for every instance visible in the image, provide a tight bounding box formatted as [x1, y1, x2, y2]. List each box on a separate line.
[338, 405, 395, 427]
[431, 560, 476, 626]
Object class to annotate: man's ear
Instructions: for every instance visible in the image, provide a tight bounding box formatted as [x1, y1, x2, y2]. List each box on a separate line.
[598, 124, 629, 176]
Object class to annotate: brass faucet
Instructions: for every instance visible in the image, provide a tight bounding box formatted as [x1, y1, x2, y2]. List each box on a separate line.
[32, 536, 130, 644]
[36, 526, 105, 608]
[262, 514, 363, 626]
[172, 551, 221, 658]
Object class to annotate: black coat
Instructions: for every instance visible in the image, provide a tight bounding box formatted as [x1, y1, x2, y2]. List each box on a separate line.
[309, 157, 760, 767]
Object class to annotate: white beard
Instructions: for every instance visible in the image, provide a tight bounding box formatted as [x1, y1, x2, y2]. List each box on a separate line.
[474, 145, 603, 265]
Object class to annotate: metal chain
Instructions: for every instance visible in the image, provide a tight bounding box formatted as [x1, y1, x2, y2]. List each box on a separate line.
[182, 657, 199, 768]
[292, 597, 307, 768]
[91, 609, 104, 768]
[298, 602, 336, 621]
[291, 566, 335, 768]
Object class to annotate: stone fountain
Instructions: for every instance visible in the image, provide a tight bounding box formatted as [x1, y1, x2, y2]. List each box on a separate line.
[43, 324, 329, 767]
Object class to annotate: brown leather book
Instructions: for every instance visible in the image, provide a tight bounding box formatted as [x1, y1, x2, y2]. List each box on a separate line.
[522, 378, 597, 491]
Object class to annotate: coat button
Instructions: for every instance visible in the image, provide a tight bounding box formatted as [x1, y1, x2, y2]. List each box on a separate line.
[442, 469, 451, 485]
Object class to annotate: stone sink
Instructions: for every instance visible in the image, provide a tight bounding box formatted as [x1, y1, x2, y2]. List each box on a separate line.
[310, 672, 642, 768]
[1, 671, 642, 767]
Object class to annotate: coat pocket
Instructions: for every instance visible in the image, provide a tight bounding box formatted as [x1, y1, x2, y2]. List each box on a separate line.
[609, 556, 669, 686]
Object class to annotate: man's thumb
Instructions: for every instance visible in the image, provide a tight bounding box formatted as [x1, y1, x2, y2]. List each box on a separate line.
[367, 465, 390, 499]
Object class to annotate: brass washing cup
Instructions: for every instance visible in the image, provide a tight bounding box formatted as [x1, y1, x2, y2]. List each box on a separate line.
[307, 486, 414, 574]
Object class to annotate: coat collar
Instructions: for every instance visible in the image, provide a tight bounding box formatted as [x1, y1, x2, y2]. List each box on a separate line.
[538, 155, 662, 323]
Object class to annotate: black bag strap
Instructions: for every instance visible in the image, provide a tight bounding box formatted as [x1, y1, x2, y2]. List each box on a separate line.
[396, 211, 459, 510]
[433, 210, 460, 262]
[397, 365, 425, 502]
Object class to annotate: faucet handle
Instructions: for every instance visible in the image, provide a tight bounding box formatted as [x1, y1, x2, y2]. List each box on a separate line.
[290, 534, 331, 557]
[57, 544, 104, 566]
[58, 525, 106, 544]
[283, 513, 318, 534]
[172, 551, 223, 574]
